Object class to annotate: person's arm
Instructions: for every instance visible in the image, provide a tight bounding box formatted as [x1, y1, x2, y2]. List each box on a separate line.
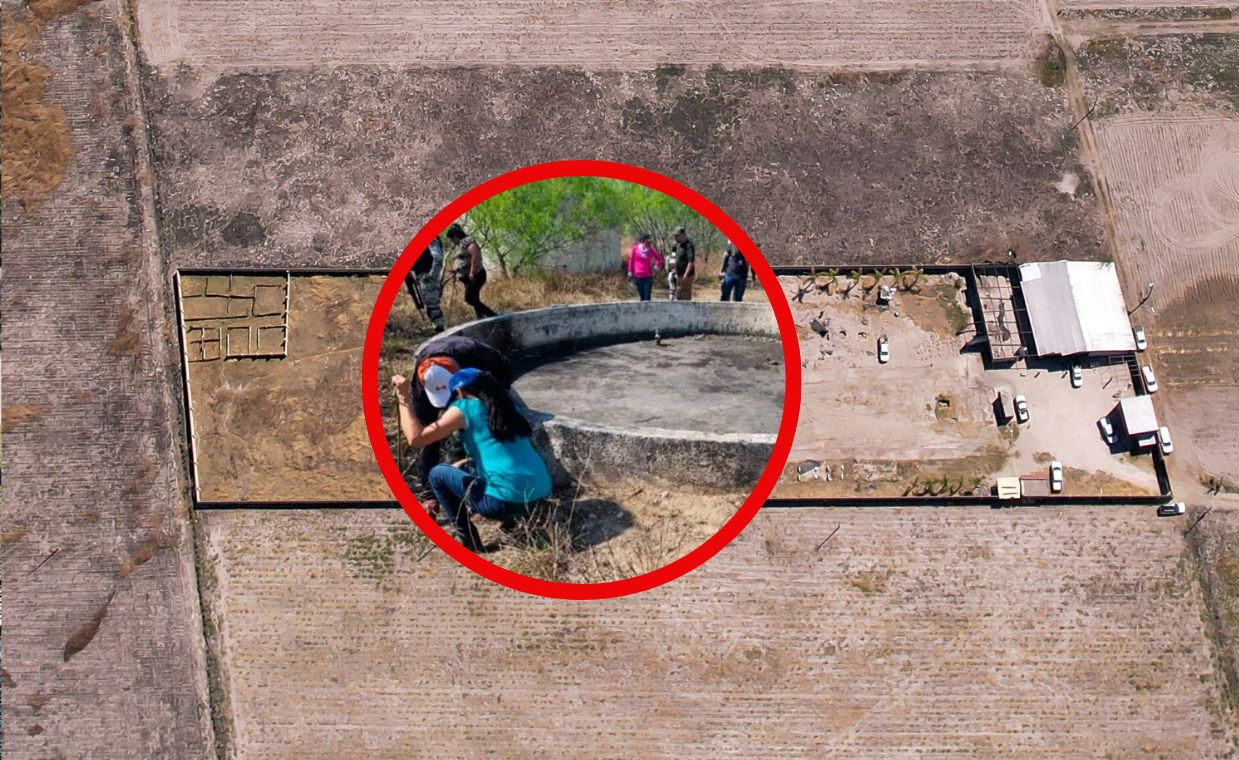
[684, 243, 695, 277]
[428, 239, 445, 283]
[626, 247, 635, 277]
[653, 246, 665, 272]
[392, 375, 465, 447]
[467, 242, 482, 280]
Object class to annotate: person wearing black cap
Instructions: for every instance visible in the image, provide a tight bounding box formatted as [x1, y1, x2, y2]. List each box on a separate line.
[445, 223, 498, 320]
[391, 368, 552, 551]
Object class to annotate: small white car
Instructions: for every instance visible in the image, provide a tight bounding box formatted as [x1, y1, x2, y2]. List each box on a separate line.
[1157, 501, 1185, 517]
[1158, 425, 1174, 456]
[1141, 364, 1158, 393]
[1014, 394, 1029, 423]
[877, 336, 890, 364]
[1136, 433, 1158, 449]
[1133, 325, 1148, 351]
[1097, 417, 1117, 445]
[1050, 460, 1064, 493]
[1070, 365, 1083, 388]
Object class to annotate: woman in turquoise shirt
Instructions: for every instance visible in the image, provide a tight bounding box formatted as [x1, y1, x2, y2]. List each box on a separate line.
[392, 367, 552, 551]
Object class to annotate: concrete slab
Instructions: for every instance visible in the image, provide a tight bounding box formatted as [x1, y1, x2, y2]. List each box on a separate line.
[515, 334, 784, 436]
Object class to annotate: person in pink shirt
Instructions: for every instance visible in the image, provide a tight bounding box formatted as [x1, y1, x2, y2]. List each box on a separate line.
[626, 233, 666, 301]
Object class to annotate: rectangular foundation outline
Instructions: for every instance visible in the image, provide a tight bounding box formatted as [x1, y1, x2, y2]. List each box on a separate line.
[173, 266, 1171, 510]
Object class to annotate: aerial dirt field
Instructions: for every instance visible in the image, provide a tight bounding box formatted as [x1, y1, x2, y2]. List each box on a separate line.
[135, 0, 1046, 69]
[182, 274, 390, 502]
[143, 66, 1105, 270]
[198, 507, 1234, 758]
[778, 274, 1159, 498]
[1, 2, 212, 757]
[1075, 33, 1239, 484]
[11, 0, 1239, 755]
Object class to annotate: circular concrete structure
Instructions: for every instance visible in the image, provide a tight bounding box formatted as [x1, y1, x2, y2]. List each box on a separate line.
[424, 301, 782, 488]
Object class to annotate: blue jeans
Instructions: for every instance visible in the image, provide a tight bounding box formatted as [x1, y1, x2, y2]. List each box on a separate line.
[632, 276, 654, 301]
[428, 464, 529, 540]
[721, 275, 747, 302]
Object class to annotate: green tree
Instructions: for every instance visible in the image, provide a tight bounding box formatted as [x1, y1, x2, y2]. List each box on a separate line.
[462, 177, 625, 276]
[614, 182, 726, 262]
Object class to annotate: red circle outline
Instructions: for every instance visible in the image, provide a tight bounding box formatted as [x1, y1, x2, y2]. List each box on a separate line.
[362, 160, 801, 599]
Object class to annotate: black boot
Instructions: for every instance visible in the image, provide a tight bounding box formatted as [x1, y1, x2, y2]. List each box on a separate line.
[455, 521, 484, 553]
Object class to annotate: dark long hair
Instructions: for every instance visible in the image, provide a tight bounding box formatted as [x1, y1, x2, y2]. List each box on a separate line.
[462, 371, 530, 442]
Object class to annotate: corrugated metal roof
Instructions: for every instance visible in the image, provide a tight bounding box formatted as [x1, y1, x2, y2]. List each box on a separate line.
[1119, 395, 1159, 435]
[1020, 261, 1136, 355]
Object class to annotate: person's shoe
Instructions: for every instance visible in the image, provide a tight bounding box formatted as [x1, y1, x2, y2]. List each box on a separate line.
[455, 522, 484, 553]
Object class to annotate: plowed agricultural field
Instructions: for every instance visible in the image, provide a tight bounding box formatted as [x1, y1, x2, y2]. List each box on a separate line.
[137, 0, 1046, 69]
[198, 507, 1233, 758]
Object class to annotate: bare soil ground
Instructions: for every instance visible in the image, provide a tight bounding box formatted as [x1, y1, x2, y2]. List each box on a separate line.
[477, 480, 745, 584]
[13, 0, 1239, 754]
[778, 274, 1159, 497]
[143, 67, 1106, 270]
[197, 506, 1235, 758]
[1191, 496, 1239, 728]
[182, 274, 390, 502]
[0, 2, 212, 756]
[135, 0, 1047, 69]
[1076, 33, 1239, 485]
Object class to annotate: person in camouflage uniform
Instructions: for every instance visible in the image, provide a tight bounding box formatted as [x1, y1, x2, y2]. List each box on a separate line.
[667, 226, 697, 300]
[404, 236, 446, 332]
[445, 223, 498, 320]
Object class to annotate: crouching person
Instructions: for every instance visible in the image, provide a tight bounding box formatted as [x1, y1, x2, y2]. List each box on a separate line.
[392, 368, 552, 552]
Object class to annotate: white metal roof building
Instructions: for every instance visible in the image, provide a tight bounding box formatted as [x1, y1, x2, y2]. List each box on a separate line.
[1018, 261, 1136, 356]
[1118, 395, 1159, 436]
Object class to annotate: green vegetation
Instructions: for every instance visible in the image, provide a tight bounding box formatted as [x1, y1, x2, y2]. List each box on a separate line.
[460, 177, 725, 276]
[1037, 37, 1067, 88]
[931, 282, 972, 334]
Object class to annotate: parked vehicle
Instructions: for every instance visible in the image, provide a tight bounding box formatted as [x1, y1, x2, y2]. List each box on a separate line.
[1097, 416, 1117, 445]
[1141, 364, 1158, 393]
[877, 335, 890, 364]
[1157, 501, 1185, 517]
[1014, 394, 1030, 423]
[1050, 460, 1064, 493]
[1070, 365, 1083, 388]
[1136, 433, 1158, 449]
[1158, 425, 1174, 455]
[1133, 325, 1147, 351]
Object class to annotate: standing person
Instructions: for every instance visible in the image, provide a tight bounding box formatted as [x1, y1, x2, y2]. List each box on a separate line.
[404, 236, 446, 332]
[445, 223, 498, 320]
[668, 226, 696, 301]
[720, 240, 751, 302]
[391, 368, 552, 551]
[407, 335, 514, 512]
[627, 232, 665, 302]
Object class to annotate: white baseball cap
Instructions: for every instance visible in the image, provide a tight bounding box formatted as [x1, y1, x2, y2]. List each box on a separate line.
[422, 364, 454, 408]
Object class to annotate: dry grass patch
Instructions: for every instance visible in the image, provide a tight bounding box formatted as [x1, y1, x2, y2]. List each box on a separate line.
[0, 9, 72, 210]
[2, 403, 48, 433]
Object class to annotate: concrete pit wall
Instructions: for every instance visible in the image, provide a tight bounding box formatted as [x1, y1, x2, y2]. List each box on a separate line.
[426, 302, 781, 488]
